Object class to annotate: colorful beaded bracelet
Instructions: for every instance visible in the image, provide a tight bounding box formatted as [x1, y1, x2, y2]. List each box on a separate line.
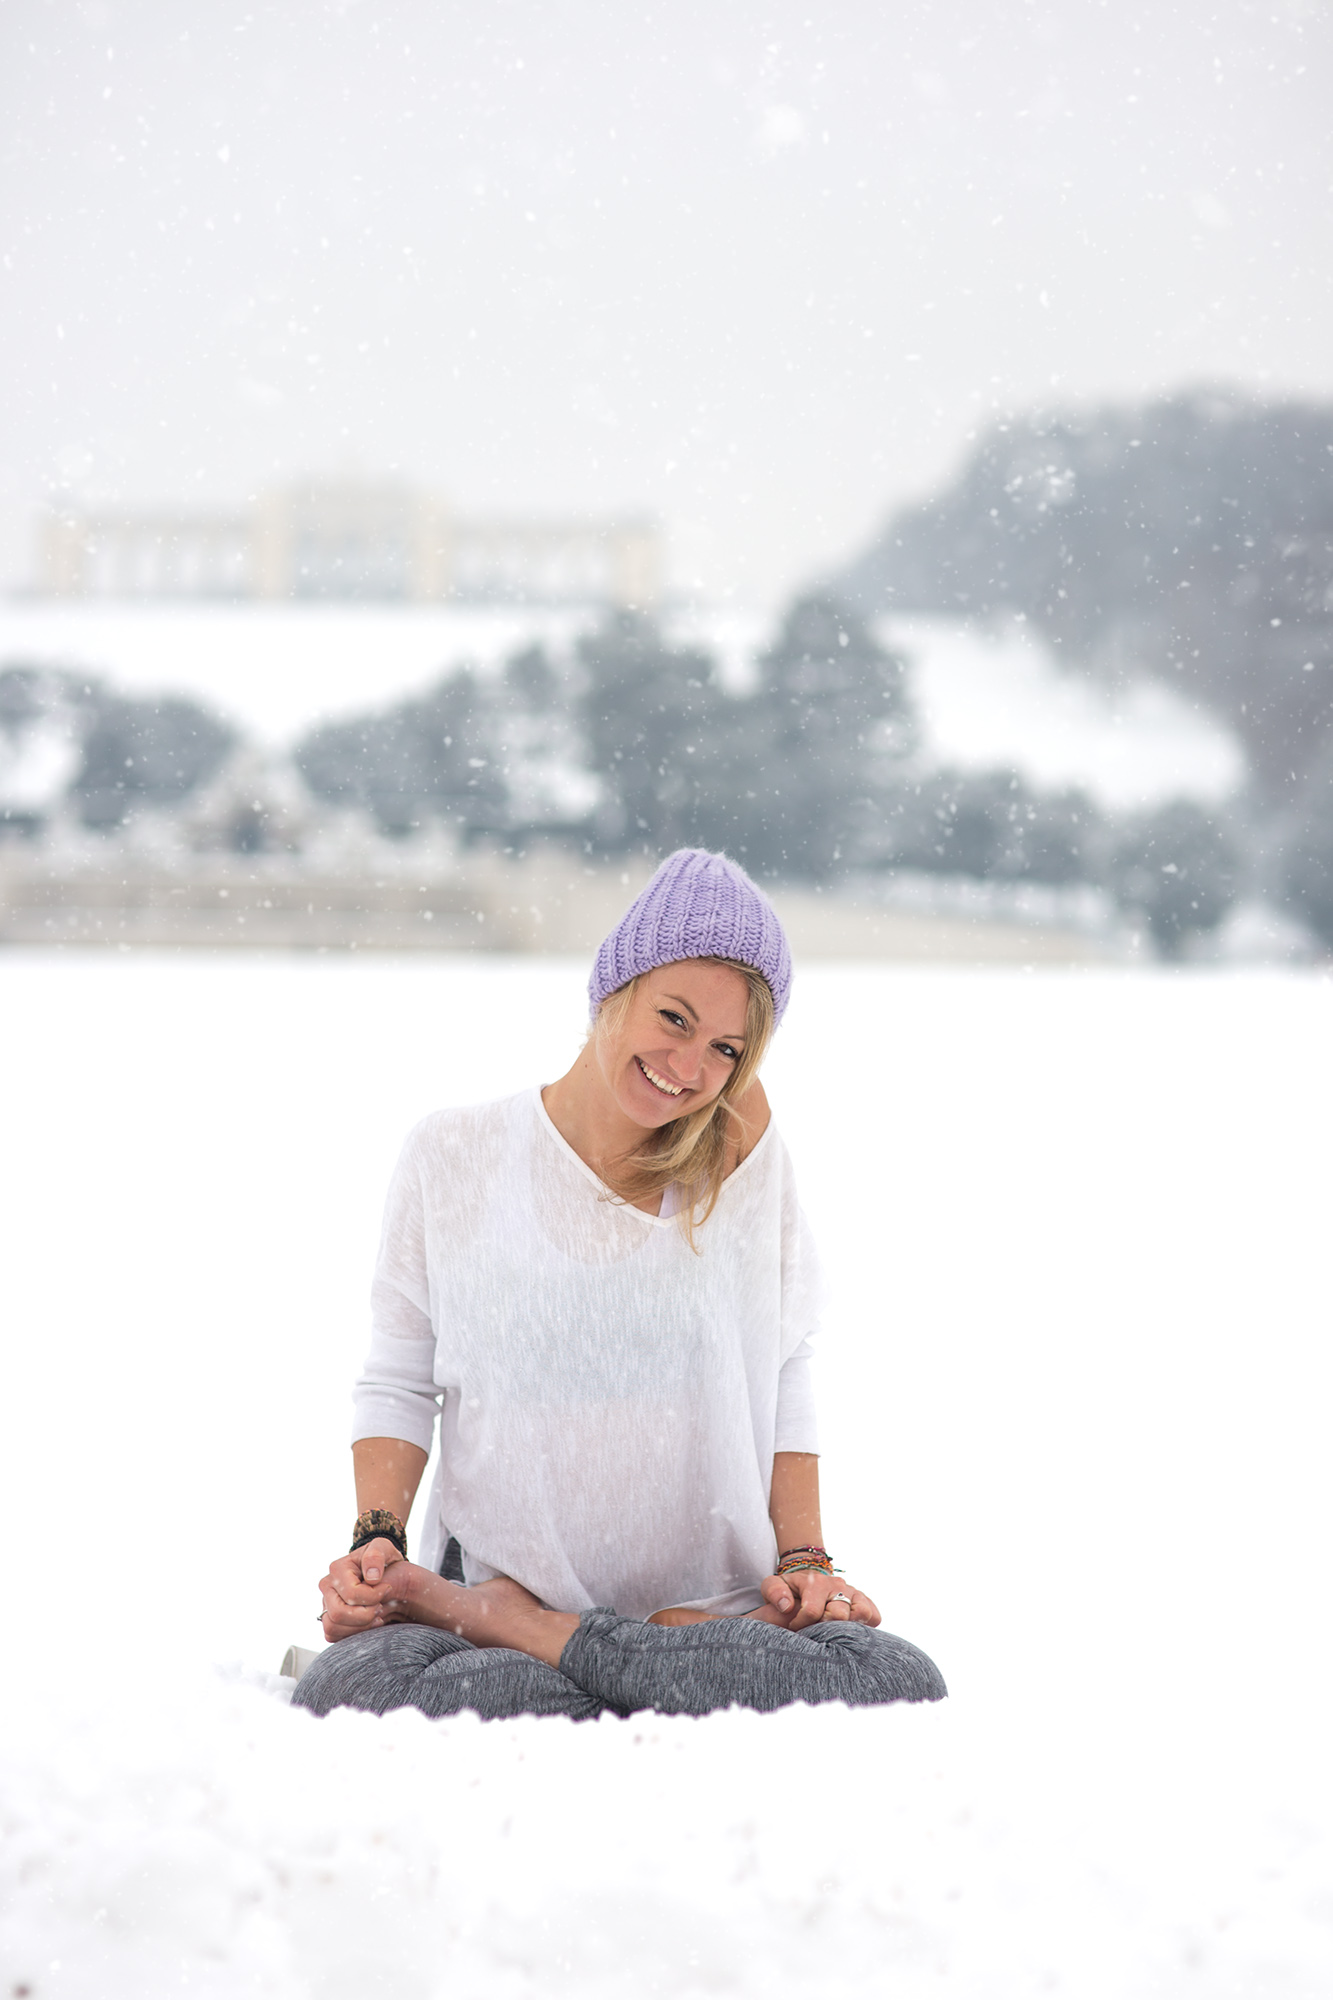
[776, 1551, 843, 1577]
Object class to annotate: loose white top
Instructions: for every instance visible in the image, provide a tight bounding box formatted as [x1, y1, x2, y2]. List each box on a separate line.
[352, 1087, 826, 1619]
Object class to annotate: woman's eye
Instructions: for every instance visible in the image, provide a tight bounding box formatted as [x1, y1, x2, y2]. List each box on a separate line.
[661, 1011, 686, 1030]
[716, 1044, 740, 1062]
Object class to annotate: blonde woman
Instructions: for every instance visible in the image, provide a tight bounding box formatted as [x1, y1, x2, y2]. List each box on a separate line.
[296, 849, 944, 1721]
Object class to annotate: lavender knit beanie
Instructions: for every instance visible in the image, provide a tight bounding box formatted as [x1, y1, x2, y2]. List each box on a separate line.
[589, 849, 793, 1025]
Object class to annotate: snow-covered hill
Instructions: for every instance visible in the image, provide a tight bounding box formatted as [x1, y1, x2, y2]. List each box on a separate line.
[889, 614, 1245, 810]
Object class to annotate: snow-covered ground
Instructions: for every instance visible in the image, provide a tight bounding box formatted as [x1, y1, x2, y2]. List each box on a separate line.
[2, 953, 1330, 1996]
[0, 599, 1246, 808]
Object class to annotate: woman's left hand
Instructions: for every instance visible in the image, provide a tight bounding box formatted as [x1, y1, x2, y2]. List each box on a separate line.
[759, 1569, 880, 1630]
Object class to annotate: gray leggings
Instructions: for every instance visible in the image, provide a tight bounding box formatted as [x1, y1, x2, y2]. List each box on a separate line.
[292, 1609, 946, 1723]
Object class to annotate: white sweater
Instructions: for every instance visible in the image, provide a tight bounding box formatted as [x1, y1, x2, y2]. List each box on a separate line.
[352, 1087, 826, 1619]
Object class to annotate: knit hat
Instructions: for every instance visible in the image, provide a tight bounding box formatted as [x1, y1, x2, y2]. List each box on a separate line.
[589, 848, 793, 1025]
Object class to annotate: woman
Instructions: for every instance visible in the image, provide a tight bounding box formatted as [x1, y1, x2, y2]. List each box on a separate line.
[296, 848, 944, 1722]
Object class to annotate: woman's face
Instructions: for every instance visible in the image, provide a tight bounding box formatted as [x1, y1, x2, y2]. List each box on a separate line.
[596, 958, 752, 1130]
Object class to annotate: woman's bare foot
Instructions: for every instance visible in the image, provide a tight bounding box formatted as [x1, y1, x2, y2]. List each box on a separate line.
[389, 1568, 579, 1670]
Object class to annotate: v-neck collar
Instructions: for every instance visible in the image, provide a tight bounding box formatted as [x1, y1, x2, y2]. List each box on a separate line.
[529, 1085, 773, 1228]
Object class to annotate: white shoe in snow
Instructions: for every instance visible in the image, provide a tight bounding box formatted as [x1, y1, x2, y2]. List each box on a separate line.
[280, 1644, 321, 1683]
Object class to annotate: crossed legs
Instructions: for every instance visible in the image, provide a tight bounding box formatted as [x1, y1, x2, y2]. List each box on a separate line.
[293, 1589, 946, 1723]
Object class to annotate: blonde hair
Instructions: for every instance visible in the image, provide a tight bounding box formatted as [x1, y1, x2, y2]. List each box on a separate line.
[592, 957, 776, 1245]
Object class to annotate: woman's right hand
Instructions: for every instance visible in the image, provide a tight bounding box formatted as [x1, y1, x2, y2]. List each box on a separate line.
[318, 1537, 407, 1641]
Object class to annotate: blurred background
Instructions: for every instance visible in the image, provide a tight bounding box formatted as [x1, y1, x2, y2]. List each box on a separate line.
[1, 0, 1330, 962]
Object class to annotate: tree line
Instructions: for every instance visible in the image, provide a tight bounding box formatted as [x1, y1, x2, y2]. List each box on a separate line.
[834, 389, 1333, 799]
[2, 592, 1314, 957]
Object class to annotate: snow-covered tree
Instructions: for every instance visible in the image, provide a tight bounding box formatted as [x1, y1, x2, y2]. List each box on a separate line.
[1111, 800, 1240, 957]
[1280, 741, 1333, 950]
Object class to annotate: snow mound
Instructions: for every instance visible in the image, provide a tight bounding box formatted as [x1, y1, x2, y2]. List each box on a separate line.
[4, 1659, 1329, 2000]
[3, 957, 1332, 1995]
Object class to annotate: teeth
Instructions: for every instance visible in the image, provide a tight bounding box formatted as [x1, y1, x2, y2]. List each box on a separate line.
[638, 1058, 683, 1097]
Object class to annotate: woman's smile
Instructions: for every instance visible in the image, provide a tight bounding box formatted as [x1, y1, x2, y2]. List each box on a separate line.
[634, 1055, 687, 1099]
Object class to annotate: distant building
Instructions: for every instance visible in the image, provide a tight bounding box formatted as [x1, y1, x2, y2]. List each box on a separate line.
[34, 480, 662, 609]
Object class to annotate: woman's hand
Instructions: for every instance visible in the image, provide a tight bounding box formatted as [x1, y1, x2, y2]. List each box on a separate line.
[318, 1536, 412, 1641]
[759, 1569, 881, 1630]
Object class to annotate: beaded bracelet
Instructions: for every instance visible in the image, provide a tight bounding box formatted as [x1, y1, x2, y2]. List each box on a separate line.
[350, 1508, 408, 1559]
[776, 1544, 843, 1578]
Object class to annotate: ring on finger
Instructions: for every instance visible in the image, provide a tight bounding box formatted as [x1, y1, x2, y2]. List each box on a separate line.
[828, 1591, 853, 1605]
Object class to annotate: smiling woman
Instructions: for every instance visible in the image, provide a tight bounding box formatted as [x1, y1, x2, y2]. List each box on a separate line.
[556, 954, 775, 1241]
[295, 849, 946, 1722]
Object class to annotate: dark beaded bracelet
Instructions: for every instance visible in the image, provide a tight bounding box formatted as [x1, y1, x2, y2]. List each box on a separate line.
[350, 1508, 407, 1559]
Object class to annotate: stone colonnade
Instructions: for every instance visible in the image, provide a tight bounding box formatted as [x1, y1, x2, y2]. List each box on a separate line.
[36, 483, 661, 609]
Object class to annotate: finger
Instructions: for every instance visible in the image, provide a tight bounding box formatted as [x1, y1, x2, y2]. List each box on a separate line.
[321, 1600, 383, 1639]
[789, 1575, 859, 1628]
[761, 1573, 795, 1614]
[318, 1571, 347, 1610]
[324, 1556, 365, 1604]
[326, 1563, 393, 1609]
[320, 1573, 379, 1623]
[361, 1538, 388, 1585]
[787, 1576, 833, 1630]
[820, 1583, 881, 1627]
[323, 1571, 370, 1609]
[336, 1545, 380, 1587]
[364, 1536, 406, 1587]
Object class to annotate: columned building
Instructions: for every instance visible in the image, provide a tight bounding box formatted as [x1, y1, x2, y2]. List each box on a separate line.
[35, 481, 662, 609]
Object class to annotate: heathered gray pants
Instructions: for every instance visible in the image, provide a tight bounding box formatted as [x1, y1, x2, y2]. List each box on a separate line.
[291, 1609, 946, 1723]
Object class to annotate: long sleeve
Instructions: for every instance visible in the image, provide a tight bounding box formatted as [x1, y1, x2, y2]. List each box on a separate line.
[773, 1335, 819, 1453]
[777, 1152, 829, 1365]
[351, 1128, 442, 1454]
[773, 1142, 825, 1452]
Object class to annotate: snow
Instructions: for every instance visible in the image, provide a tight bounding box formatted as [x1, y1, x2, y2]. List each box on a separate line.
[0, 714, 82, 812]
[0, 601, 1248, 809]
[0, 602, 595, 745]
[2, 952, 1331, 1996]
[886, 615, 1247, 810]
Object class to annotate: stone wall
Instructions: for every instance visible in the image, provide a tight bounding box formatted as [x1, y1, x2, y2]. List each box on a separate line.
[0, 846, 1106, 961]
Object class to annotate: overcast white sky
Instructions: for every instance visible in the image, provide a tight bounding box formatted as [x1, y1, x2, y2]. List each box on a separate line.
[2, 0, 1330, 604]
